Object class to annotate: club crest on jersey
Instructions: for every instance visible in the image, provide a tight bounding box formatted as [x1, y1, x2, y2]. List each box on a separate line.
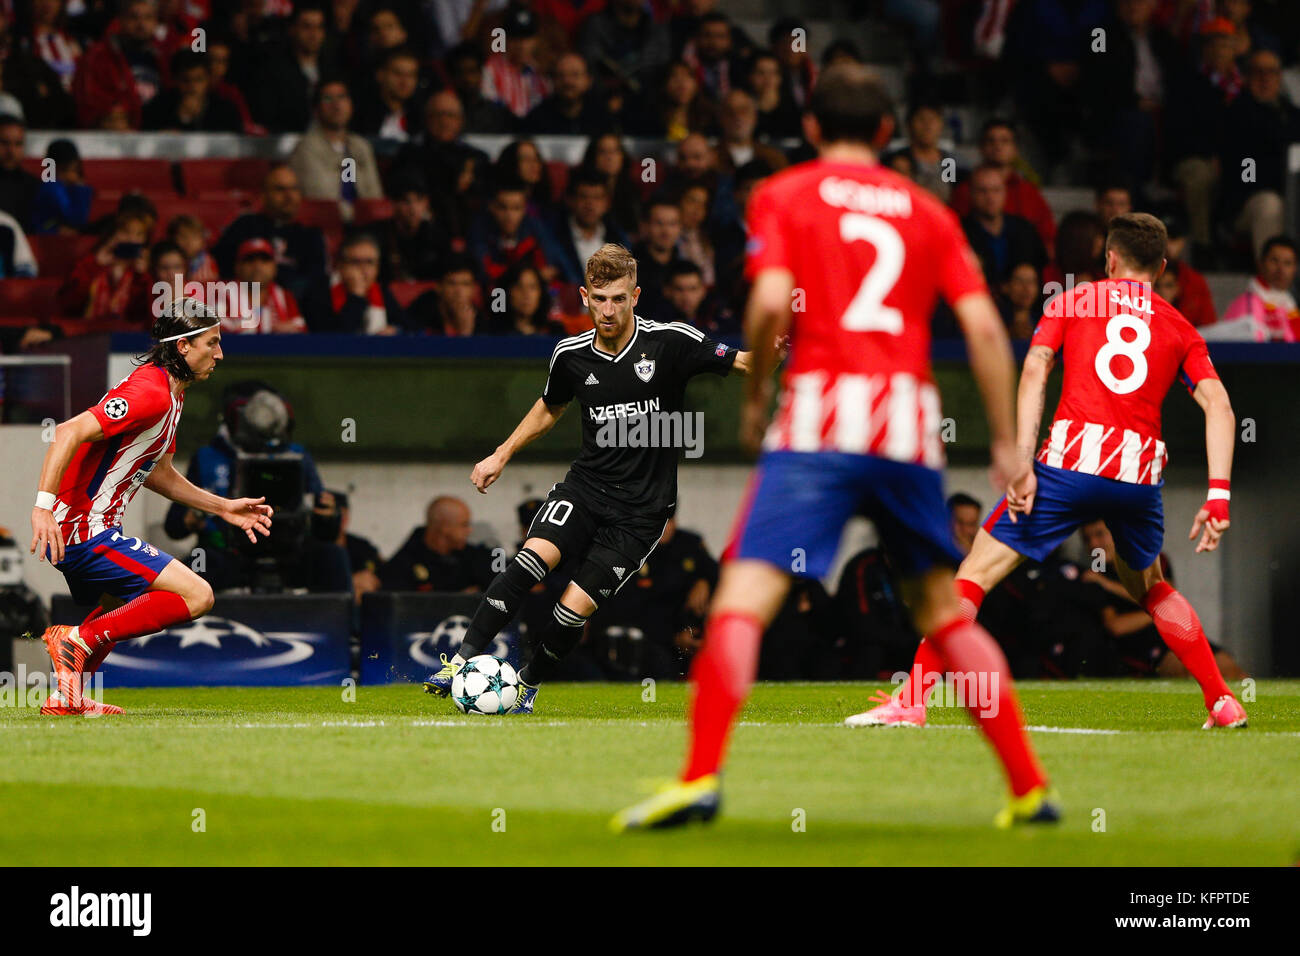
[634, 353, 655, 383]
[103, 397, 129, 420]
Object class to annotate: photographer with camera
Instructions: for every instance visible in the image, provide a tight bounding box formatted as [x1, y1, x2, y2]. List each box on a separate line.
[163, 379, 350, 593]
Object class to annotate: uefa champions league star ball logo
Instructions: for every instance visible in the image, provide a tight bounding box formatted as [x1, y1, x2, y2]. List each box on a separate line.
[407, 615, 509, 666]
[103, 397, 130, 420]
[112, 616, 318, 672]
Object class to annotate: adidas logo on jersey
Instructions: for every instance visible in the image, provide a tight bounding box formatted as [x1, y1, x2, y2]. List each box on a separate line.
[613, 567, 626, 579]
[584, 372, 599, 385]
[599, 588, 612, 597]
[488, 598, 507, 612]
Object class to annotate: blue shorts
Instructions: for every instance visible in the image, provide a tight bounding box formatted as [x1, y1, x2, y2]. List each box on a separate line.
[983, 462, 1164, 569]
[53, 528, 177, 606]
[728, 451, 962, 580]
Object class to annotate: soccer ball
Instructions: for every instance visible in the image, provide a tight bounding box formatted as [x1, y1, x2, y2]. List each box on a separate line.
[451, 655, 520, 715]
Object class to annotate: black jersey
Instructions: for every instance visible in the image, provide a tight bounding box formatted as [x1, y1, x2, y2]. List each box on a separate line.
[542, 316, 737, 515]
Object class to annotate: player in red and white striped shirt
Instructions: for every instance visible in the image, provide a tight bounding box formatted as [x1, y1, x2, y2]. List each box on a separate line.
[858, 213, 1247, 732]
[30, 306, 273, 715]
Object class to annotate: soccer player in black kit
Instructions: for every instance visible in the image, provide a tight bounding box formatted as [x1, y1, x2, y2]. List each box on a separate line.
[424, 244, 753, 712]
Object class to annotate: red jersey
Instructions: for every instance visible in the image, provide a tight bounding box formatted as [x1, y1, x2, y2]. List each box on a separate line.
[746, 159, 988, 467]
[53, 363, 184, 544]
[1031, 278, 1218, 485]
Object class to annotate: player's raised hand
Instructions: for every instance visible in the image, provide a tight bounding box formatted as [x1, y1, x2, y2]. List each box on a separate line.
[222, 496, 274, 543]
[30, 506, 65, 564]
[1004, 463, 1037, 524]
[1189, 508, 1230, 553]
[471, 451, 507, 494]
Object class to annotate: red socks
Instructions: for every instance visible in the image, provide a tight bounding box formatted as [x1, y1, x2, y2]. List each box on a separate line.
[899, 579, 986, 708]
[682, 610, 762, 782]
[80, 591, 193, 652]
[1142, 582, 1232, 708]
[929, 617, 1047, 797]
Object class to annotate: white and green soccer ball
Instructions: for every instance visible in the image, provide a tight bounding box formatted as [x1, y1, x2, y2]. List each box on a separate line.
[451, 655, 520, 715]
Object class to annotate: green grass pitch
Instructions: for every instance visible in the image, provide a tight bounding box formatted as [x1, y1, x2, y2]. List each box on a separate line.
[3, 680, 1298, 866]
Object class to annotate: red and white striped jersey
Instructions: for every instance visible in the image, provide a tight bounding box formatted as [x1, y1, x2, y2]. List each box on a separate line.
[481, 54, 549, 117]
[1031, 278, 1218, 485]
[746, 159, 988, 467]
[53, 364, 184, 544]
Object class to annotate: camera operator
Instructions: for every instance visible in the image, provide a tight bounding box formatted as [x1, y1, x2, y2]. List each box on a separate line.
[163, 379, 349, 593]
[315, 489, 383, 603]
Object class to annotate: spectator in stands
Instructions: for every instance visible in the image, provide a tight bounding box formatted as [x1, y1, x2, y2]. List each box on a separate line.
[147, 238, 186, 307]
[249, 2, 334, 133]
[1046, 209, 1106, 287]
[665, 131, 738, 226]
[443, 42, 516, 134]
[1081, 0, 1178, 193]
[948, 492, 983, 555]
[372, 170, 450, 282]
[1166, 17, 1240, 263]
[663, 259, 737, 336]
[997, 261, 1044, 340]
[1095, 183, 1133, 225]
[29, 138, 92, 236]
[713, 89, 788, 176]
[681, 10, 746, 102]
[224, 238, 307, 334]
[380, 496, 496, 593]
[495, 138, 554, 220]
[0, 6, 77, 126]
[579, 132, 641, 237]
[1154, 259, 1190, 322]
[352, 46, 423, 141]
[71, 0, 166, 129]
[884, 103, 958, 202]
[481, 5, 549, 119]
[405, 253, 485, 335]
[392, 90, 491, 238]
[525, 51, 608, 136]
[628, 59, 716, 141]
[167, 214, 218, 283]
[821, 39, 866, 68]
[766, 17, 815, 110]
[205, 34, 262, 135]
[468, 175, 565, 286]
[748, 50, 801, 142]
[1208, 235, 1299, 341]
[961, 163, 1047, 287]
[675, 181, 718, 288]
[579, 0, 671, 102]
[316, 489, 382, 604]
[886, 150, 917, 180]
[212, 164, 329, 301]
[0, 207, 37, 277]
[631, 194, 686, 322]
[0, 115, 39, 229]
[289, 78, 383, 203]
[547, 169, 630, 286]
[303, 231, 402, 334]
[142, 49, 242, 132]
[1160, 215, 1217, 328]
[1002, 0, 1103, 176]
[950, 119, 1056, 253]
[483, 262, 565, 335]
[1217, 47, 1300, 262]
[28, 0, 83, 92]
[1079, 519, 1246, 679]
[60, 210, 151, 320]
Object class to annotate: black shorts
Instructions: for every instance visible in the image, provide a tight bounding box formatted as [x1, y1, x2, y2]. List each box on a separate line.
[525, 480, 668, 598]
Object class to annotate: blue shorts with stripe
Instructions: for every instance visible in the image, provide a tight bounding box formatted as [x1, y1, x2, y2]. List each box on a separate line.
[983, 461, 1164, 569]
[52, 528, 177, 606]
[728, 451, 962, 580]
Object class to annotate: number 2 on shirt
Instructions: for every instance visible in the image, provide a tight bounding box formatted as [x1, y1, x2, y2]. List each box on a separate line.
[838, 213, 904, 334]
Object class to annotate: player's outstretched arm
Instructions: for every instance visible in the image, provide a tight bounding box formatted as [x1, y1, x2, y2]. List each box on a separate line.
[1189, 378, 1235, 553]
[145, 453, 273, 543]
[471, 398, 567, 494]
[1004, 344, 1055, 521]
[952, 291, 1018, 487]
[30, 410, 104, 564]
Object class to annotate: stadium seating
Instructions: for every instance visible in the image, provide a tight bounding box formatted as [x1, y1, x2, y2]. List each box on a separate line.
[178, 158, 273, 199]
[0, 279, 62, 318]
[27, 234, 98, 278]
[389, 281, 439, 309]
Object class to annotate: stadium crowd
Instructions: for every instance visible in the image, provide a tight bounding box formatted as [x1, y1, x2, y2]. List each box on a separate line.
[0, 0, 1297, 345]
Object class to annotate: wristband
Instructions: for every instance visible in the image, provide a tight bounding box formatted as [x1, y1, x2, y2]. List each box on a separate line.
[1207, 478, 1230, 502]
[35, 491, 56, 511]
